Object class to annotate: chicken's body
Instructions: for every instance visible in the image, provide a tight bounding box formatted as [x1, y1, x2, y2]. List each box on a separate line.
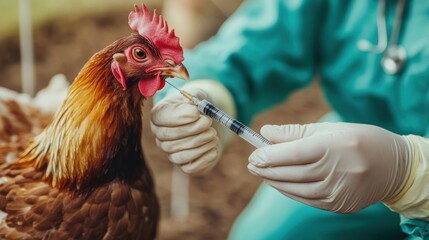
[0, 36, 159, 240]
[0, 4, 188, 239]
[0, 165, 158, 240]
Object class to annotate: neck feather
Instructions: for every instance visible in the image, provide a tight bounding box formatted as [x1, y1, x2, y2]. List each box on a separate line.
[18, 45, 145, 193]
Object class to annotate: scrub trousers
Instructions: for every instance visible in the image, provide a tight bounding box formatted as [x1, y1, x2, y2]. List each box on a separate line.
[228, 112, 406, 239]
[228, 183, 406, 240]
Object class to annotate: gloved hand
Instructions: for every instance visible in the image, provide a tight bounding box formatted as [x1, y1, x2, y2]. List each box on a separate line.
[151, 80, 235, 174]
[247, 122, 414, 213]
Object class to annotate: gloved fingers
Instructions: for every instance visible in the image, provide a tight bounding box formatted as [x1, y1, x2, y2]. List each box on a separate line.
[151, 102, 200, 126]
[168, 138, 219, 165]
[151, 115, 213, 141]
[180, 147, 220, 174]
[248, 137, 326, 167]
[247, 162, 325, 182]
[261, 124, 320, 143]
[155, 128, 217, 153]
[260, 123, 346, 143]
[263, 179, 327, 200]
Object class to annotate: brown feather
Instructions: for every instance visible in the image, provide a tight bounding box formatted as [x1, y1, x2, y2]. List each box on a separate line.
[0, 35, 160, 239]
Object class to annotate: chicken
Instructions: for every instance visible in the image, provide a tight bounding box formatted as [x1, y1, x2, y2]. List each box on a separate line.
[0, 87, 46, 144]
[32, 74, 70, 116]
[0, 4, 188, 240]
[0, 74, 69, 167]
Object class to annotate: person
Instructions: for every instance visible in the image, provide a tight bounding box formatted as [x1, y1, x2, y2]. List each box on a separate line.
[151, 0, 429, 239]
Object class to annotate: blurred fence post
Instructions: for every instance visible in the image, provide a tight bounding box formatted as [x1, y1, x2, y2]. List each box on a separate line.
[19, 0, 35, 96]
[170, 165, 189, 220]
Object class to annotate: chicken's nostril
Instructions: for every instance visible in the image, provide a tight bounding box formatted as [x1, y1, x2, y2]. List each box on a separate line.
[165, 59, 175, 66]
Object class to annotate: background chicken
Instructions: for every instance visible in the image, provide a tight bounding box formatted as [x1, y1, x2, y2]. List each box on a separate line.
[0, 74, 69, 165]
[0, 4, 188, 239]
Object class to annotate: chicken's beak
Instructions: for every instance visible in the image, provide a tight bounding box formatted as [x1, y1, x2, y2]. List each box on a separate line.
[158, 63, 190, 80]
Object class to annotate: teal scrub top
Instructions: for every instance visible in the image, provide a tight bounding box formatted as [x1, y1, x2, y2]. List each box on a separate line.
[155, 0, 429, 237]
[158, 0, 429, 135]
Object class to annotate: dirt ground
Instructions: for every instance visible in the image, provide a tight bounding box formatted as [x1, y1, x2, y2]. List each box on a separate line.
[0, 9, 330, 240]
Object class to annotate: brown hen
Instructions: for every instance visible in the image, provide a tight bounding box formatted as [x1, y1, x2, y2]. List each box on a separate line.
[0, 4, 188, 240]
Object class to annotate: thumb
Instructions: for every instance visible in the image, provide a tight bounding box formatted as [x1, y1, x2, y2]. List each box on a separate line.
[260, 124, 319, 143]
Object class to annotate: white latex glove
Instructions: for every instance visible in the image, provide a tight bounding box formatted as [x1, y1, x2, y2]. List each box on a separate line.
[247, 122, 414, 213]
[151, 80, 235, 174]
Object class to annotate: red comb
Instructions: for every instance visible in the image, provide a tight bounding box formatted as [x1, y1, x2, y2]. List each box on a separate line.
[129, 4, 184, 64]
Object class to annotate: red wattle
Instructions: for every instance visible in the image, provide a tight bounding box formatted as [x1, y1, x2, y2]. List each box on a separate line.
[158, 79, 166, 90]
[138, 73, 162, 97]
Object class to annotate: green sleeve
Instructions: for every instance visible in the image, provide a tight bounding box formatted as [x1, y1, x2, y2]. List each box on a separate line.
[400, 217, 429, 239]
[157, 0, 323, 124]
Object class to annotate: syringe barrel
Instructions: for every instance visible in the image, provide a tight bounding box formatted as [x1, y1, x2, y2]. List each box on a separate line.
[236, 125, 271, 148]
[195, 98, 271, 148]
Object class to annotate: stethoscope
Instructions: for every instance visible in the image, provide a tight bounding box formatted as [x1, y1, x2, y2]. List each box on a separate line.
[357, 0, 406, 74]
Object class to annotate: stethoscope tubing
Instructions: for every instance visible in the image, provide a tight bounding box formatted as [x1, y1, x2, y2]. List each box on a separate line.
[358, 0, 407, 74]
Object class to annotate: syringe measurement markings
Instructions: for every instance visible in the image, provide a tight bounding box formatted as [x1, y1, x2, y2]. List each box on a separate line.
[212, 106, 242, 135]
[201, 100, 270, 145]
[204, 102, 270, 146]
[219, 113, 233, 130]
[244, 126, 271, 144]
[202, 101, 244, 135]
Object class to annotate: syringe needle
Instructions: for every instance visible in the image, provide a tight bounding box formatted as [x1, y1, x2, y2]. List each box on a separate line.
[165, 80, 194, 101]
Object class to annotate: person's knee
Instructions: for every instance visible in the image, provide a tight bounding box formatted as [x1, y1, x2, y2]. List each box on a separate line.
[229, 184, 405, 240]
[228, 188, 315, 239]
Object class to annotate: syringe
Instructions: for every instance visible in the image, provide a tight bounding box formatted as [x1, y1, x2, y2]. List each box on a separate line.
[166, 81, 272, 149]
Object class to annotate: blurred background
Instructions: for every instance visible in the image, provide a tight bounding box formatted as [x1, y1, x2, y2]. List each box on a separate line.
[0, 0, 329, 239]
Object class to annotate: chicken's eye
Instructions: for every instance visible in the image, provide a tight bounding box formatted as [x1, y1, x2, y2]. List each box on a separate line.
[132, 47, 147, 62]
